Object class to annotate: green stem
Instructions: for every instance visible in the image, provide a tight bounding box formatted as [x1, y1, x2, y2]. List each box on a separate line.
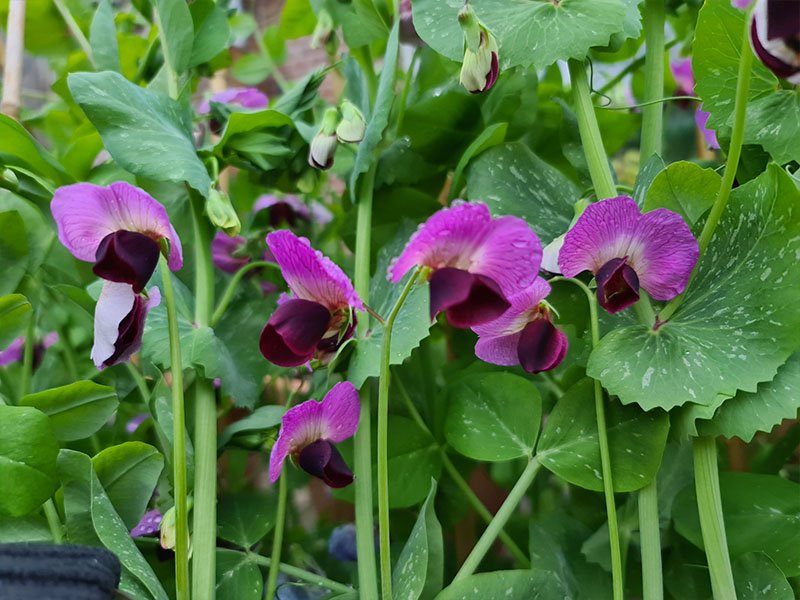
[153, 4, 179, 100]
[393, 371, 530, 567]
[693, 437, 737, 599]
[43, 499, 63, 543]
[377, 269, 420, 599]
[126, 362, 151, 404]
[567, 60, 617, 199]
[639, 481, 663, 600]
[597, 39, 679, 96]
[265, 472, 288, 599]
[659, 19, 753, 323]
[602, 96, 700, 111]
[159, 257, 190, 600]
[211, 261, 279, 326]
[352, 162, 380, 599]
[452, 458, 541, 582]
[19, 311, 35, 398]
[52, 0, 95, 67]
[394, 48, 421, 135]
[249, 554, 353, 594]
[640, 0, 666, 161]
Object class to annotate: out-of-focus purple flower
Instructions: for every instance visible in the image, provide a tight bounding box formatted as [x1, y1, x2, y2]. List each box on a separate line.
[399, 0, 423, 46]
[389, 202, 541, 329]
[750, 0, 800, 84]
[269, 382, 360, 488]
[328, 523, 358, 562]
[260, 231, 362, 367]
[458, 5, 499, 93]
[670, 57, 695, 95]
[212, 231, 250, 273]
[733, 0, 753, 9]
[473, 279, 568, 373]
[0, 332, 58, 369]
[198, 87, 268, 115]
[558, 197, 699, 314]
[253, 195, 333, 228]
[126, 413, 149, 434]
[695, 107, 721, 150]
[130, 509, 162, 537]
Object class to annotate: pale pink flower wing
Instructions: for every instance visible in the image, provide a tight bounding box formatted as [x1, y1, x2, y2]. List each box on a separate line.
[475, 333, 524, 366]
[266, 230, 363, 311]
[199, 87, 268, 113]
[670, 57, 695, 95]
[319, 382, 360, 443]
[470, 215, 542, 296]
[268, 398, 324, 482]
[473, 278, 551, 338]
[51, 182, 183, 270]
[91, 281, 136, 368]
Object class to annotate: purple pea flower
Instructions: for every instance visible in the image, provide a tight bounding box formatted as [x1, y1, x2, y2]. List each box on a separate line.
[212, 231, 250, 273]
[197, 87, 269, 114]
[695, 108, 721, 150]
[669, 57, 720, 149]
[732, 0, 753, 7]
[0, 332, 58, 369]
[388, 202, 541, 329]
[253, 194, 333, 228]
[558, 197, 699, 315]
[750, 0, 800, 84]
[126, 413, 150, 434]
[51, 182, 181, 368]
[269, 382, 360, 488]
[473, 279, 568, 374]
[259, 231, 363, 367]
[130, 509, 162, 538]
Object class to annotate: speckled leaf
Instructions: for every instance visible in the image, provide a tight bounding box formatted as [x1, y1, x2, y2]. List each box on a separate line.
[673, 473, 800, 576]
[412, 0, 628, 69]
[153, 0, 193, 74]
[392, 480, 443, 600]
[216, 550, 263, 600]
[538, 378, 669, 492]
[466, 142, 578, 245]
[434, 569, 569, 600]
[734, 553, 794, 600]
[588, 165, 800, 411]
[644, 161, 720, 226]
[217, 493, 276, 549]
[445, 373, 541, 462]
[743, 91, 800, 165]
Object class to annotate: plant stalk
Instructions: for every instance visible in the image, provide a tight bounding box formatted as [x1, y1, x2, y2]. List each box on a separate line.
[43, 499, 63, 543]
[52, 0, 94, 67]
[211, 260, 280, 326]
[249, 554, 353, 594]
[265, 472, 288, 599]
[640, 0, 666, 161]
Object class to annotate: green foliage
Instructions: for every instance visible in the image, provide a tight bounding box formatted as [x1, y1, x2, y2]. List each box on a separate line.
[0, 294, 31, 348]
[90, 0, 121, 72]
[643, 161, 720, 225]
[217, 492, 277, 548]
[153, 0, 193, 75]
[435, 569, 569, 599]
[733, 553, 794, 600]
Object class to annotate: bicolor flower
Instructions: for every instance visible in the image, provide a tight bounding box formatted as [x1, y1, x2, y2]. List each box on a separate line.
[558, 196, 699, 314]
[308, 108, 340, 170]
[0, 332, 58, 369]
[750, 0, 800, 84]
[388, 202, 541, 329]
[269, 382, 360, 488]
[473, 279, 567, 373]
[253, 194, 333, 228]
[51, 182, 181, 368]
[198, 87, 268, 114]
[260, 231, 362, 367]
[211, 231, 250, 273]
[458, 4, 499, 93]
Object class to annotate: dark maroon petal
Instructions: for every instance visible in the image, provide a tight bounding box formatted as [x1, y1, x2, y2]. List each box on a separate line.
[751, 18, 800, 80]
[93, 230, 160, 293]
[595, 257, 640, 314]
[104, 295, 148, 367]
[297, 439, 354, 488]
[259, 299, 331, 367]
[317, 314, 357, 354]
[765, 0, 800, 41]
[429, 267, 473, 321]
[429, 268, 510, 328]
[267, 202, 305, 228]
[484, 51, 499, 92]
[516, 319, 568, 374]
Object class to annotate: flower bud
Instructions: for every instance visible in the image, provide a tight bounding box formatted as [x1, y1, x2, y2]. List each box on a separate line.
[750, 0, 800, 84]
[458, 7, 499, 94]
[311, 10, 334, 49]
[159, 506, 176, 550]
[308, 108, 339, 170]
[336, 100, 366, 143]
[206, 188, 241, 236]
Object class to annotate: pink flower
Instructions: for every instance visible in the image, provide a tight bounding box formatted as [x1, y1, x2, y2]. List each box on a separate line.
[253, 194, 333, 228]
[695, 107, 721, 150]
[260, 231, 362, 367]
[198, 87, 268, 114]
[670, 57, 695, 95]
[211, 232, 250, 273]
[269, 382, 360, 488]
[473, 279, 568, 373]
[558, 197, 698, 314]
[389, 202, 541, 328]
[130, 509, 162, 537]
[0, 332, 58, 368]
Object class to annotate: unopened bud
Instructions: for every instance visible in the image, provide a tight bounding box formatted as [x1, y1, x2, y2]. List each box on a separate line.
[160, 506, 176, 550]
[308, 108, 339, 170]
[206, 188, 241, 236]
[459, 25, 499, 94]
[336, 101, 366, 143]
[311, 10, 334, 49]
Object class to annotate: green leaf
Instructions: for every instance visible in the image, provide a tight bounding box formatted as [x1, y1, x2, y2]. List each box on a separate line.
[537, 378, 669, 492]
[0, 293, 31, 349]
[0, 115, 71, 186]
[92, 442, 164, 530]
[0, 211, 28, 295]
[0, 406, 59, 517]
[20, 381, 118, 442]
[218, 492, 277, 549]
[588, 165, 800, 411]
[466, 142, 579, 245]
[279, 0, 316, 38]
[214, 110, 295, 155]
[445, 373, 541, 462]
[0, 515, 52, 543]
[643, 161, 720, 226]
[413, 0, 628, 69]
[273, 67, 334, 118]
[673, 473, 800, 576]
[153, 0, 194, 74]
[337, 0, 389, 48]
[733, 553, 794, 600]
[231, 54, 272, 85]
[696, 353, 800, 442]
[633, 153, 665, 207]
[90, 0, 121, 72]
[349, 21, 399, 201]
[218, 406, 286, 449]
[450, 123, 508, 199]
[434, 569, 569, 599]
[743, 91, 800, 165]
[68, 71, 211, 195]
[216, 550, 263, 600]
[392, 480, 443, 600]
[58, 449, 169, 600]
[189, 0, 230, 67]
[347, 224, 432, 389]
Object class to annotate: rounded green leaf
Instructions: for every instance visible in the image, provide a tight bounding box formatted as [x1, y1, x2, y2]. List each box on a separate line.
[0, 406, 59, 517]
[21, 381, 119, 442]
[643, 161, 720, 226]
[445, 373, 541, 462]
[538, 378, 669, 492]
[733, 553, 794, 600]
[217, 492, 276, 549]
[216, 550, 263, 600]
[435, 569, 568, 599]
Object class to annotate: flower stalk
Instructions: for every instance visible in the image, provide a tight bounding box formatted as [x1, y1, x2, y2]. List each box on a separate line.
[265, 472, 288, 599]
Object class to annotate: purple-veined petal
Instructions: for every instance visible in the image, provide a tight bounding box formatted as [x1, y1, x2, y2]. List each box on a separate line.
[470, 215, 542, 296]
[670, 57, 695, 95]
[93, 230, 161, 293]
[130, 509, 162, 537]
[517, 319, 568, 374]
[473, 278, 552, 338]
[297, 439, 354, 488]
[475, 332, 523, 366]
[198, 87, 268, 114]
[51, 182, 183, 271]
[318, 381, 360, 442]
[0, 337, 24, 366]
[695, 107, 721, 150]
[259, 299, 331, 367]
[211, 232, 249, 273]
[266, 230, 363, 311]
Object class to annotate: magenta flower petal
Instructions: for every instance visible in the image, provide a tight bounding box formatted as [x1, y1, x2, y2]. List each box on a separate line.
[266, 230, 363, 312]
[474, 333, 523, 367]
[130, 509, 162, 537]
[268, 381, 360, 484]
[429, 267, 510, 328]
[473, 278, 552, 338]
[93, 230, 161, 293]
[259, 299, 332, 367]
[517, 319, 568, 374]
[670, 57, 695, 95]
[732, 0, 753, 7]
[51, 182, 183, 271]
[198, 87, 268, 114]
[470, 215, 542, 296]
[558, 196, 698, 304]
[0, 337, 25, 366]
[695, 107, 721, 150]
[211, 232, 249, 273]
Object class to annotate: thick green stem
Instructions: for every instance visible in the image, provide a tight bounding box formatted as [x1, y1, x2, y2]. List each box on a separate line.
[265, 472, 288, 599]
[19, 311, 35, 398]
[640, 0, 665, 161]
[159, 257, 190, 600]
[43, 499, 63, 543]
[452, 458, 541, 582]
[567, 60, 617, 200]
[377, 270, 420, 600]
[211, 261, 280, 326]
[249, 554, 353, 594]
[659, 20, 754, 322]
[693, 437, 737, 599]
[639, 480, 663, 600]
